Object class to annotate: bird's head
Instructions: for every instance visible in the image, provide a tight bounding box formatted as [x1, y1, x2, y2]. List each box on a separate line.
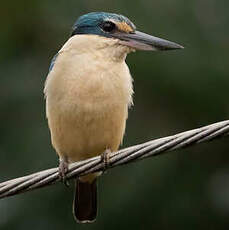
[71, 12, 183, 52]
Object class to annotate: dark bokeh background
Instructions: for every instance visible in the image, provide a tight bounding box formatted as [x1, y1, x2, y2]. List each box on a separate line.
[1, 0, 229, 229]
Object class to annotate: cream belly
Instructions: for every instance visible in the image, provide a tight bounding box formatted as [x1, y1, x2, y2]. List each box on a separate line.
[47, 99, 127, 163]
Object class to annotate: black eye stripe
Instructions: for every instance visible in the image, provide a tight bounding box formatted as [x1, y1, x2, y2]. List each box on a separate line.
[101, 21, 116, 33]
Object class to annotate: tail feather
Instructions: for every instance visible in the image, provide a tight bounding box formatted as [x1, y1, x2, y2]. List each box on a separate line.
[73, 178, 97, 223]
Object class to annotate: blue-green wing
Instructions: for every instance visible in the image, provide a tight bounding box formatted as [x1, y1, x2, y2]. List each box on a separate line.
[48, 53, 58, 73]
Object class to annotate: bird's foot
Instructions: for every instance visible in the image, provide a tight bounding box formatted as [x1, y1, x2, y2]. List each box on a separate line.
[59, 157, 69, 187]
[101, 149, 111, 174]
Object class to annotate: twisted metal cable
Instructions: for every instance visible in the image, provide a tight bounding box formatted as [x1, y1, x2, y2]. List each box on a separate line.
[0, 120, 228, 199]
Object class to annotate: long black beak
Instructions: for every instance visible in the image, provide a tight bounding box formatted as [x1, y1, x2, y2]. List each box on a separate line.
[113, 30, 184, 51]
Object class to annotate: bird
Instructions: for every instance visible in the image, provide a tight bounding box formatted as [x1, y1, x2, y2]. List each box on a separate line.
[44, 12, 183, 223]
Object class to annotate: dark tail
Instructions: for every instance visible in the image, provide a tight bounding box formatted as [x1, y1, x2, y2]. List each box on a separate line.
[73, 178, 97, 223]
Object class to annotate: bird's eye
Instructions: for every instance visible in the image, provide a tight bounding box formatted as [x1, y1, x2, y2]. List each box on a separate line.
[101, 21, 116, 33]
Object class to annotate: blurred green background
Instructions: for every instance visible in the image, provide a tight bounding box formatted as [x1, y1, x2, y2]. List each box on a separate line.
[1, 0, 229, 229]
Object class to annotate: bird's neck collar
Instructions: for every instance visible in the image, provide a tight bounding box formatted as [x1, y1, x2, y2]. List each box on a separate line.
[61, 35, 134, 62]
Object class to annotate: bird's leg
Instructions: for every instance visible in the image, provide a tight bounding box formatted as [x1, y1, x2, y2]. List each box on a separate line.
[59, 156, 69, 187]
[101, 149, 111, 173]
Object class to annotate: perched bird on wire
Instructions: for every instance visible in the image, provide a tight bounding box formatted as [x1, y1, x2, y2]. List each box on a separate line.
[44, 12, 183, 223]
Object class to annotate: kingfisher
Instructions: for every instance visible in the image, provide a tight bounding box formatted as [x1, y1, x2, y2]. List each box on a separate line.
[44, 12, 183, 223]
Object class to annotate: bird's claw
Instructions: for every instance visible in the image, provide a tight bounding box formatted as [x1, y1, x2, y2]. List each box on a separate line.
[59, 159, 69, 187]
[101, 149, 111, 174]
